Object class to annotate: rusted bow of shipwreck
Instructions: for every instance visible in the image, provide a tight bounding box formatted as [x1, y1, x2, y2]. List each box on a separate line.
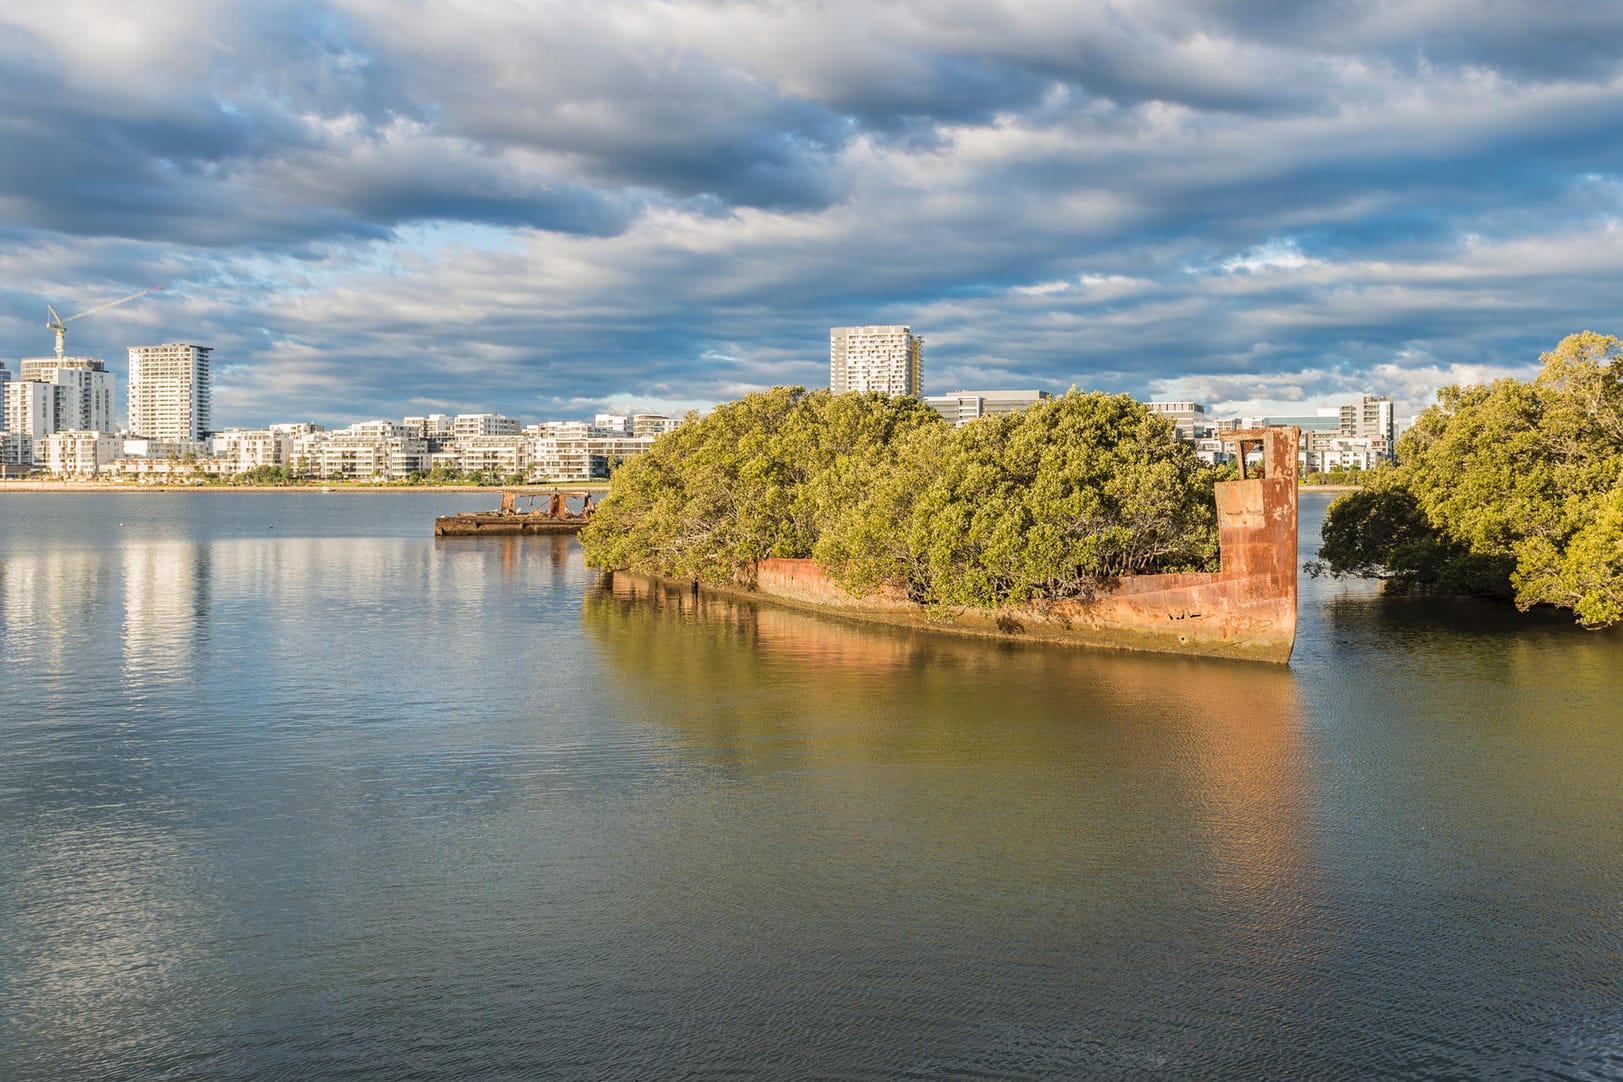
[608, 426, 1301, 664]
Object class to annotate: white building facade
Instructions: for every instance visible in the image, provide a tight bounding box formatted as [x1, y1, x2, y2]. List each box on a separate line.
[926, 389, 1049, 426]
[213, 429, 293, 473]
[1147, 401, 1211, 440]
[453, 413, 520, 438]
[20, 357, 116, 434]
[1339, 395, 1396, 459]
[41, 431, 123, 476]
[830, 325, 923, 396]
[4, 381, 56, 452]
[129, 344, 211, 441]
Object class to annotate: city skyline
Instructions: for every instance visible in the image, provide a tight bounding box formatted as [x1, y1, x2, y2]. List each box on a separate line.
[3, 4, 1621, 427]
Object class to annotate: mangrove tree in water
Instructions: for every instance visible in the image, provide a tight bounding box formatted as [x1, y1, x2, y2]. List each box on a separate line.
[1310, 331, 1623, 628]
[581, 387, 1224, 607]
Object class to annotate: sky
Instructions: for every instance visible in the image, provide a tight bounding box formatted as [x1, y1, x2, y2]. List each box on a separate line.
[3, 0, 1622, 428]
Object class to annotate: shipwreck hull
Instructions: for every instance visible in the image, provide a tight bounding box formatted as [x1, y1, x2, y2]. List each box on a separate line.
[434, 514, 586, 536]
[435, 490, 596, 536]
[606, 427, 1301, 664]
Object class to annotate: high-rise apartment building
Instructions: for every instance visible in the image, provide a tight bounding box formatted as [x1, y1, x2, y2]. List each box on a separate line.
[4, 380, 55, 439]
[128, 344, 211, 441]
[1338, 395, 1395, 458]
[830, 325, 923, 396]
[20, 357, 116, 433]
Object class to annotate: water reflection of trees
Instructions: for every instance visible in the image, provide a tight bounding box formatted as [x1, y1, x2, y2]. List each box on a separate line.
[582, 571, 1327, 1026]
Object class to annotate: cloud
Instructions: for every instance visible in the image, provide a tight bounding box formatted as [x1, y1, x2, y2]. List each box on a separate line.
[1, 1, 1622, 427]
[1219, 240, 1323, 275]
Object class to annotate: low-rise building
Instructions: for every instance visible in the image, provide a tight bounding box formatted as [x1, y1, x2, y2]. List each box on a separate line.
[527, 420, 592, 440]
[453, 435, 530, 477]
[121, 437, 206, 460]
[402, 414, 453, 440]
[453, 413, 520, 438]
[926, 389, 1050, 426]
[214, 429, 293, 474]
[631, 413, 678, 437]
[1192, 437, 1234, 466]
[41, 430, 123, 476]
[309, 434, 429, 479]
[340, 419, 397, 440]
[528, 437, 598, 481]
[269, 422, 325, 439]
[1315, 436, 1384, 472]
[1147, 400, 1210, 440]
[1, 431, 34, 474]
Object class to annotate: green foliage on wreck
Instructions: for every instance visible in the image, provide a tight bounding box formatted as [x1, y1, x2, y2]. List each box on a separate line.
[580, 387, 1226, 607]
[1310, 331, 1623, 628]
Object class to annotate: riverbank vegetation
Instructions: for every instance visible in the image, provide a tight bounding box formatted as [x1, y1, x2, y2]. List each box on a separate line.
[1310, 331, 1623, 628]
[580, 387, 1225, 607]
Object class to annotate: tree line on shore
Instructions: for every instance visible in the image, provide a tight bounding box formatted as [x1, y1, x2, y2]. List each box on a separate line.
[1311, 331, 1623, 629]
[579, 387, 1225, 607]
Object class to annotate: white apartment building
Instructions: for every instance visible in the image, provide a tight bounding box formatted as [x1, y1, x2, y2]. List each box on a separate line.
[528, 438, 598, 482]
[590, 434, 656, 466]
[402, 414, 454, 440]
[455, 435, 530, 476]
[1, 432, 33, 470]
[527, 420, 592, 440]
[213, 429, 293, 473]
[308, 435, 429, 479]
[270, 422, 325, 438]
[4, 381, 56, 453]
[1340, 395, 1396, 458]
[1191, 437, 1234, 466]
[631, 414, 677, 438]
[593, 414, 678, 437]
[926, 390, 1049, 426]
[121, 437, 204, 460]
[19, 357, 116, 433]
[41, 430, 123, 477]
[1147, 401, 1211, 440]
[129, 343, 211, 441]
[103, 456, 198, 480]
[453, 413, 520, 438]
[830, 325, 923, 396]
[1317, 437, 1384, 472]
[340, 420, 397, 439]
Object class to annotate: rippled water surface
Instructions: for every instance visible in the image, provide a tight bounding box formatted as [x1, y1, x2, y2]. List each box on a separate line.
[2, 491, 1621, 1079]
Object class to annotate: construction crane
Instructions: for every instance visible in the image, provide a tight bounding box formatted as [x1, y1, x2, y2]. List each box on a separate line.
[45, 285, 164, 360]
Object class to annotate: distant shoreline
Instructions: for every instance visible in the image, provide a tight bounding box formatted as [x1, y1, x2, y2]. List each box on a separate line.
[2, 479, 1355, 495]
[0, 480, 612, 494]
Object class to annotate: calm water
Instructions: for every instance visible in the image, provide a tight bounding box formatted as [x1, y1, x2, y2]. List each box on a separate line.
[2, 491, 1620, 1080]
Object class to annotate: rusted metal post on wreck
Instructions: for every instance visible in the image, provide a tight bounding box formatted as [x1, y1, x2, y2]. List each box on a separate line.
[1210, 425, 1299, 661]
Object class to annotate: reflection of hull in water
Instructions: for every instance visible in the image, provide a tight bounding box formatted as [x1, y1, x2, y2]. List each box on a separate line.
[606, 427, 1300, 665]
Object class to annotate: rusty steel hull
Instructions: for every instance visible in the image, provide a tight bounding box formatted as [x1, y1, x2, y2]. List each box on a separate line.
[434, 513, 587, 536]
[610, 426, 1300, 664]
